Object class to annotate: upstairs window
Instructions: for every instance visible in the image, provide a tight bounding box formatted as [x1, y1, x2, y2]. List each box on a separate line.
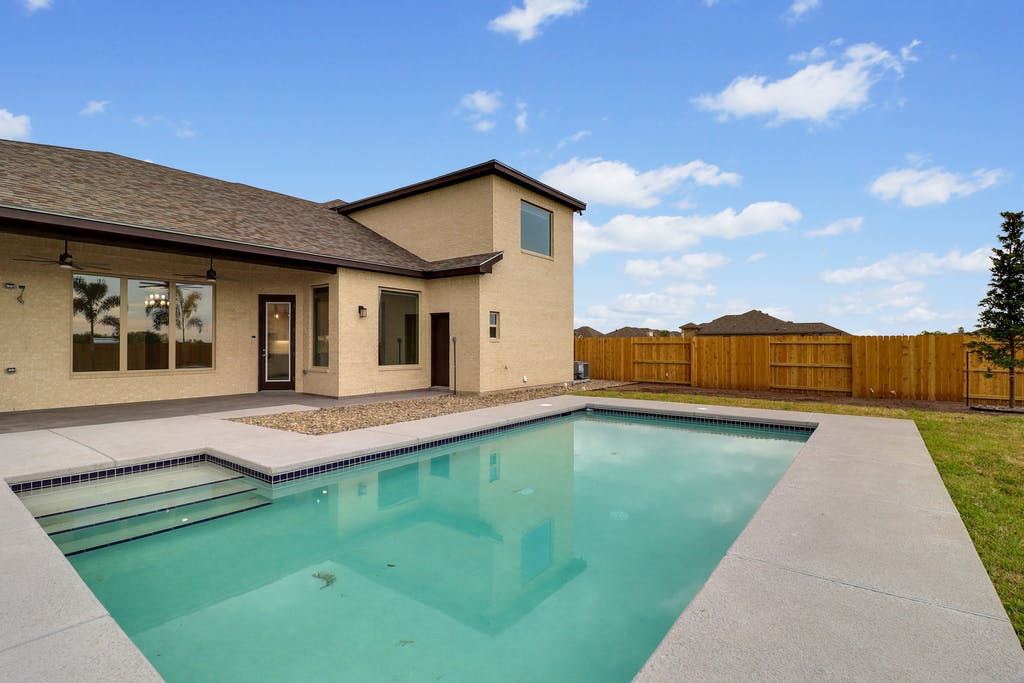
[521, 201, 552, 256]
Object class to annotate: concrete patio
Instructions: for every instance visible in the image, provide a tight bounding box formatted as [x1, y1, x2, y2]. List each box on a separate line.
[0, 395, 1021, 681]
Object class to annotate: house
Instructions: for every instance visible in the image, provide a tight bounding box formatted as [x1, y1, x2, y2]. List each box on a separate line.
[0, 140, 585, 412]
[680, 310, 848, 337]
[573, 326, 603, 338]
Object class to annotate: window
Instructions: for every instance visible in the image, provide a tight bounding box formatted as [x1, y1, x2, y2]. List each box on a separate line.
[312, 286, 329, 367]
[521, 201, 552, 256]
[488, 311, 500, 339]
[72, 274, 121, 372]
[174, 283, 214, 368]
[378, 289, 418, 365]
[127, 279, 169, 370]
[72, 274, 215, 373]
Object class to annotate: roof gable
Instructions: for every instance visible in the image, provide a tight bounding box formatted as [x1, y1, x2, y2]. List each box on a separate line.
[336, 160, 587, 214]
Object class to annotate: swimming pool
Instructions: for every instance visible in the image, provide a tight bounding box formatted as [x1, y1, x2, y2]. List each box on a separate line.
[50, 411, 808, 681]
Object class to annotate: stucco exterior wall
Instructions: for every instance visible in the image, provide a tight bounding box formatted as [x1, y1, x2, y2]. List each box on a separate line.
[477, 177, 574, 392]
[346, 174, 575, 394]
[345, 177, 495, 261]
[0, 233, 336, 412]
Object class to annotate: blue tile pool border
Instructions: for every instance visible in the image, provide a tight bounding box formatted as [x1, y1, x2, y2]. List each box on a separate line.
[9, 407, 815, 492]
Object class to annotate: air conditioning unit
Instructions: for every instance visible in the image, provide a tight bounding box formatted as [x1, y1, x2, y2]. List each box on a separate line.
[573, 361, 590, 381]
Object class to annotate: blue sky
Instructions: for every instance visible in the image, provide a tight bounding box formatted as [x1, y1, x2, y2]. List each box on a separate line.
[3, 0, 1021, 335]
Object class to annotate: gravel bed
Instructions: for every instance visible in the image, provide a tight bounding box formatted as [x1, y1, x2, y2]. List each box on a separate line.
[233, 380, 627, 435]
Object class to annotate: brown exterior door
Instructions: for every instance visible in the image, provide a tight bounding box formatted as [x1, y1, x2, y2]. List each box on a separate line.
[258, 295, 296, 390]
[431, 313, 450, 387]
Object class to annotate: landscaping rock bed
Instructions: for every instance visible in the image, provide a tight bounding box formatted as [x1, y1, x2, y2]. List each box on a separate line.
[233, 380, 627, 435]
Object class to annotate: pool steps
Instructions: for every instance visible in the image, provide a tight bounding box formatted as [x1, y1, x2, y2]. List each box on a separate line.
[17, 463, 270, 555]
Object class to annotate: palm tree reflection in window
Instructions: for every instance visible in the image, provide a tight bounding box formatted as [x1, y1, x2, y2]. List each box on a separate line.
[174, 284, 213, 368]
[72, 275, 121, 371]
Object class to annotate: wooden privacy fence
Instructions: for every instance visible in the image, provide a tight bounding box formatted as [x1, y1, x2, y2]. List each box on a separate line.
[574, 334, 1021, 404]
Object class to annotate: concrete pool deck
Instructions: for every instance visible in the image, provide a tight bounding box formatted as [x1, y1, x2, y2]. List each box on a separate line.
[0, 396, 1021, 681]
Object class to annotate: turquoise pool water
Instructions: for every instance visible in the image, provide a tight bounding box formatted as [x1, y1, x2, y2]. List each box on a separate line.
[70, 413, 807, 682]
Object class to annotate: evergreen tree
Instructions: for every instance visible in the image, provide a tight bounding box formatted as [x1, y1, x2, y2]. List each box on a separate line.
[972, 211, 1024, 408]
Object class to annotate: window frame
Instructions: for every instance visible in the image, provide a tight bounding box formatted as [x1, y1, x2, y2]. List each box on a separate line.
[377, 288, 420, 366]
[520, 200, 553, 257]
[488, 311, 500, 340]
[70, 271, 216, 375]
[311, 285, 330, 368]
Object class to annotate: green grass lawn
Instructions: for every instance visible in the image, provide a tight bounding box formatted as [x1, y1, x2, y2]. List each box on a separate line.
[582, 389, 1024, 645]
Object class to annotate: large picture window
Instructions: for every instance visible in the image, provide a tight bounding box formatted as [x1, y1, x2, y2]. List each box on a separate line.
[378, 289, 418, 365]
[72, 274, 121, 372]
[312, 286, 329, 367]
[174, 283, 214, 369]
[521, 201, 552, 256]
[71, 275, 214, 373]
[127, 279, 169, 370]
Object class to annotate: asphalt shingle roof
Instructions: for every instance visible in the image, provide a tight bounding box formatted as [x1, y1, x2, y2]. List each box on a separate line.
[693, 310, 848, 336]
[0, 140, 500, 275]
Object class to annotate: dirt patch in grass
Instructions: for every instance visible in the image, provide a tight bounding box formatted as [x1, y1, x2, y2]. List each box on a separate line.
[617, 382, 976, 414]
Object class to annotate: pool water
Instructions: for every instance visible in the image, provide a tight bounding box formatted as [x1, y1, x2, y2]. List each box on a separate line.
[69, 413, 807, 682]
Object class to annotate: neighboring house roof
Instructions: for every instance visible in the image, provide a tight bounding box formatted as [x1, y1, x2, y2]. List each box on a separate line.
[0, 140, 502, 278]
[692, 310, 848, 336]
[337, 159, 587, 214]
[573, 326, 603, 338]
[606, 326, 680, 338]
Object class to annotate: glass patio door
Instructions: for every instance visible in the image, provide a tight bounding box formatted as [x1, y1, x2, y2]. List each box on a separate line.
[258, 295, 295, 390]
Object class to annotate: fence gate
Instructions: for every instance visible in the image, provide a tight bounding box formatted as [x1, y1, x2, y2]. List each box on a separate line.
[632, 339, 691, 384]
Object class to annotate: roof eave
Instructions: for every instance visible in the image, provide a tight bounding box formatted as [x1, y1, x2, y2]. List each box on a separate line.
[0, 204, 432, 277]
[336, 160, 587, 214]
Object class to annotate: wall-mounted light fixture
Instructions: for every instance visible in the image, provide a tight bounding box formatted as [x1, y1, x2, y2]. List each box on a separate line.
[358, 305, 367, 318]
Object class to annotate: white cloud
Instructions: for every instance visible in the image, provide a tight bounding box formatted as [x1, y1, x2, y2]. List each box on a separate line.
[787, 0, 820, 21]
[458, 90, 502, 132]
[746, 252, 767, 263]
[0, 109, 31, 140]
[575, 201, 801, 264]
[624, 253, 730, 283]
[821, 247, 991, 283]
[23, 0, 51, 12]
[515, 102, 528, 133]
[824, 281, 927, 316]
[542, 157, 741, 209]
[694, 42, 907, 125]
[805, 216, 862, 237]
[557, 129, 591, 149]
[489, 0, 586, 42]
[459, 90, 502, 115]
[869, 165, 1003, 207]
[790, 38, 843, 64]
[79, 100, 109, 116]
[576, 282, 720, 331]
[900, 39, 922, 63]
[763, 306, 796, 320]
[131, 114, 196, 139]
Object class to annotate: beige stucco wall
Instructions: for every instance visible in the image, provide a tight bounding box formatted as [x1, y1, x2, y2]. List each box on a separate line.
[346, 177, 495, 260]
[0, 233, 337, 412]
[477, 177, 574, 392]
[335, 268, 482, 395]
[349, 174, 575, 394]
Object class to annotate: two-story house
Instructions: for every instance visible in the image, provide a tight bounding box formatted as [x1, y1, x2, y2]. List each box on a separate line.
[0, 140, 585, 412]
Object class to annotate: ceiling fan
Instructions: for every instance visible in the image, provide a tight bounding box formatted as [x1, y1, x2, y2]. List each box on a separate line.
[173, 257, 235, 283]
[13, 240, 110, 271]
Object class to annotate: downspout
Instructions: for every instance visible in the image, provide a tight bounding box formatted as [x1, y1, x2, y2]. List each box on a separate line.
[452, 336, 457, 395]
